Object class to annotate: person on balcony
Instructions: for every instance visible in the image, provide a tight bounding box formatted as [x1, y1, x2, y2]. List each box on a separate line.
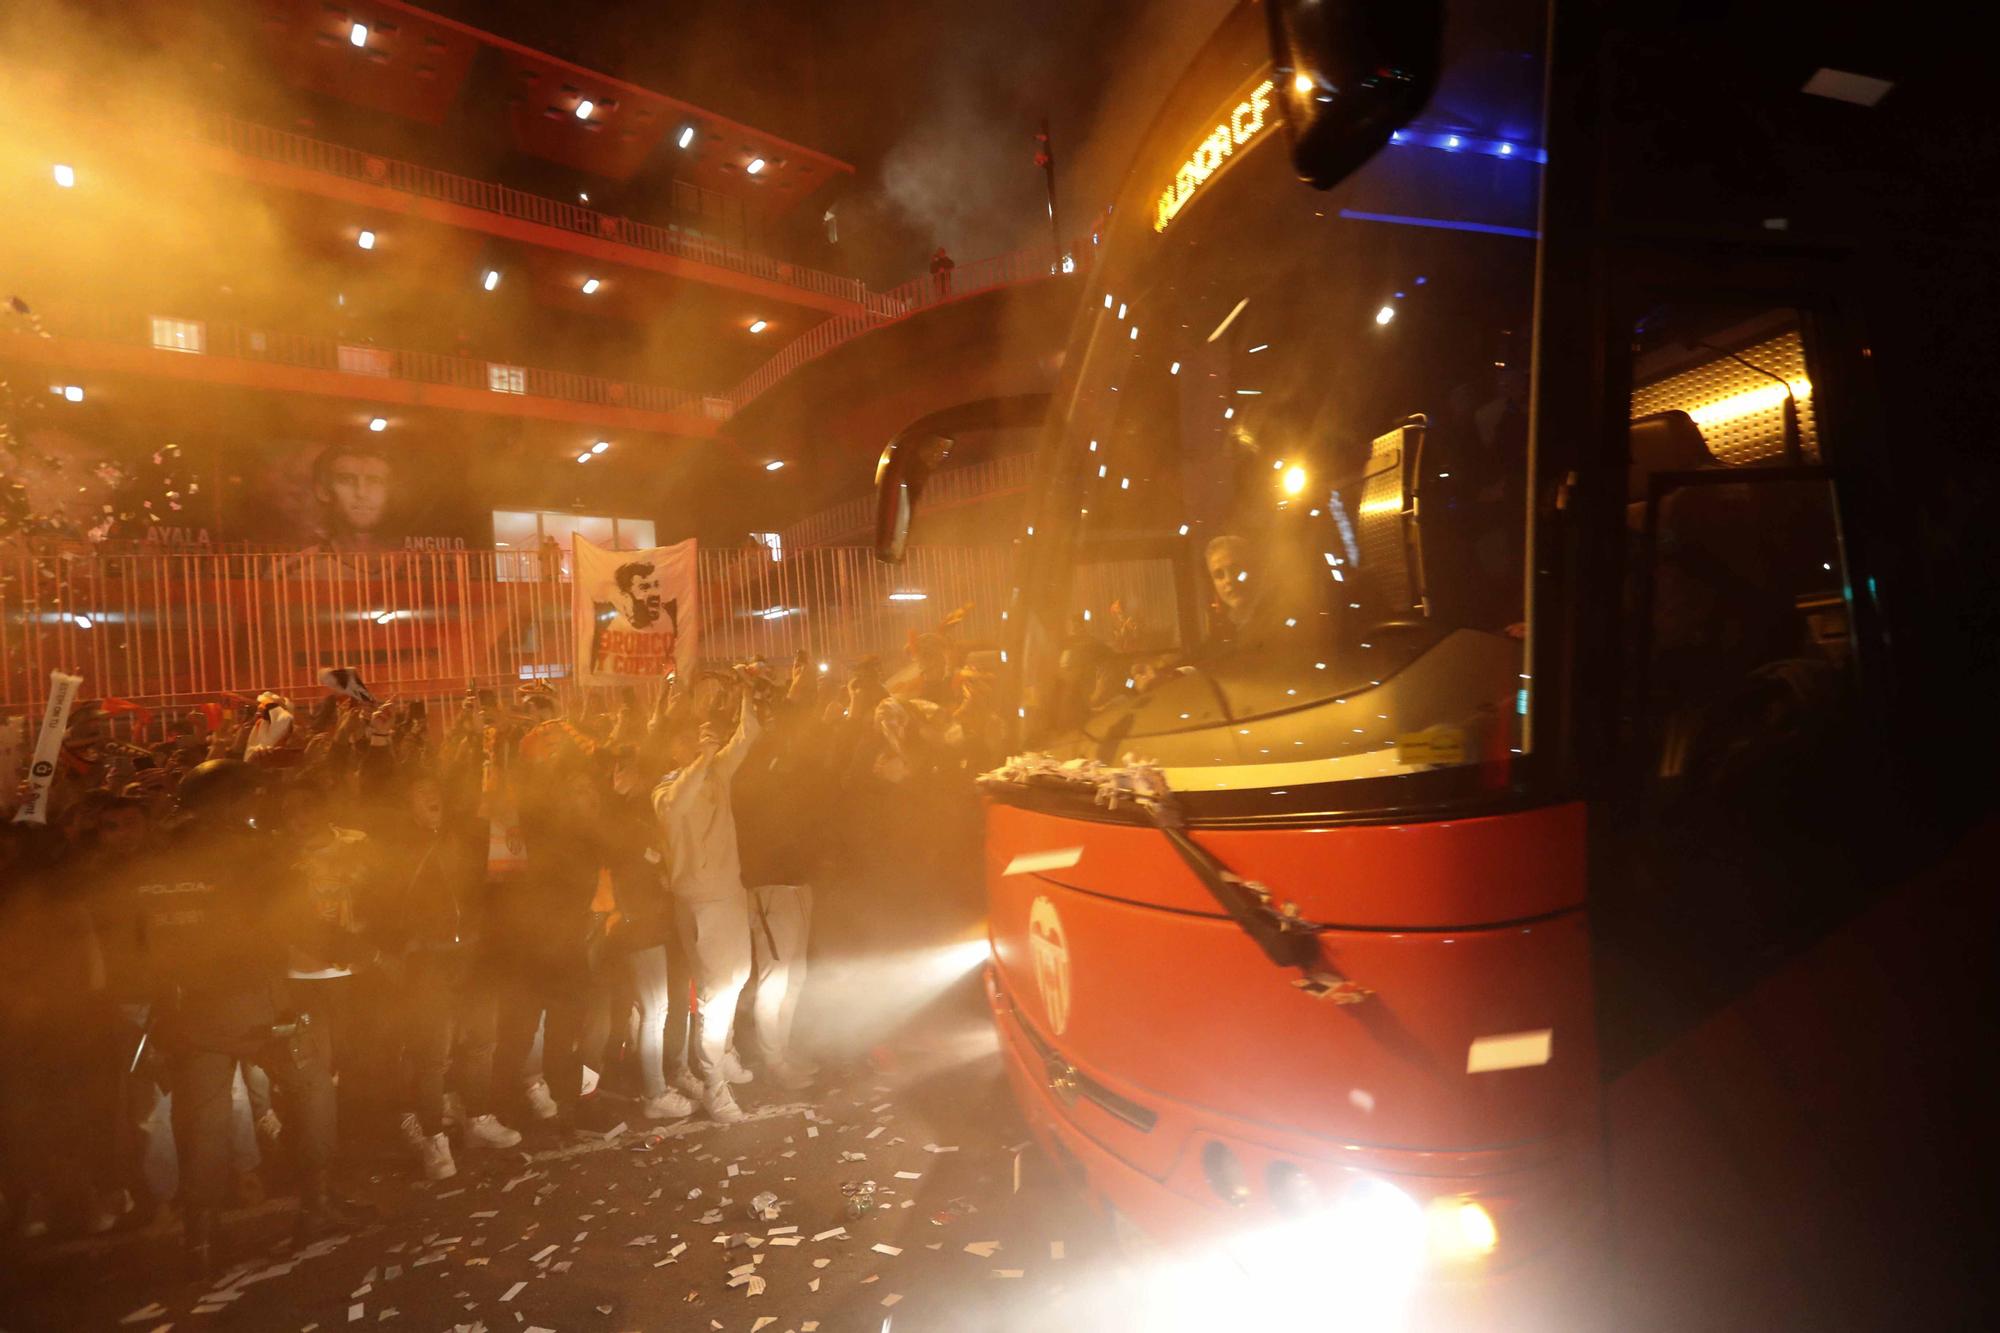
[929, 246, 956, 297]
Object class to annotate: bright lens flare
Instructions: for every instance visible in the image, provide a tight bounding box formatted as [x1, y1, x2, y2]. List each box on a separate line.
[1687, 377, 1812, 429]
[1282, 465, 1307, 496]
[1292, 71, 1313, 94]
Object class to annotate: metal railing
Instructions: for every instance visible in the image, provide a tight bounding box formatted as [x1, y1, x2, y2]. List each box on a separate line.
[782, 452, 1034, 549]
[0, 544, 1014, 713]
[194, 112, 870, 308]
[10, 304, 714, 422]
[727, 239, 1096, 411]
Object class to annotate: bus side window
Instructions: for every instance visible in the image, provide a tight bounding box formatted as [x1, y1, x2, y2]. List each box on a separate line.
[1602, 306, 1866, 1070]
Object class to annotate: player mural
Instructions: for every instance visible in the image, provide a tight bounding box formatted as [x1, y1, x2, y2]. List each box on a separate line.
[574, 535, 699, 685]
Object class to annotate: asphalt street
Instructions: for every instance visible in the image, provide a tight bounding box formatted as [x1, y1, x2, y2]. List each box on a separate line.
[0, 969, 1145, 1333]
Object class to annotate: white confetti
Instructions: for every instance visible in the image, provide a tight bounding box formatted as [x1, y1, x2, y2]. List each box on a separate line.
[500, 1282, 527, 1302]
[964, 1241, 1001, 1258]
[872, 1243, 903, 1256]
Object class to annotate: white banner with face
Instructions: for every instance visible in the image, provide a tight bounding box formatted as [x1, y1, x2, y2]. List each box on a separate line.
[11, 669, 84, 825]
[574, 536, 699, 686]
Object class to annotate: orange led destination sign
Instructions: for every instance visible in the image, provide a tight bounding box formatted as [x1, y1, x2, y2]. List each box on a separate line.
[1153, 75, 1277, 232]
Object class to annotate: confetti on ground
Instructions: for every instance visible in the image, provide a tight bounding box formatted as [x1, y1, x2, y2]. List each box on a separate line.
[882, 1293, 903, 1307]
[993, 1269, 1025, 1278]
[499, 1282, 526, 1303]
[963, 1241, 1001, 1258]
[923, 1144, 959, 1154]
[872, 1243, 902, 1256]
[894, 1171, 922, 1180]
[811, 1227, 847, 1241]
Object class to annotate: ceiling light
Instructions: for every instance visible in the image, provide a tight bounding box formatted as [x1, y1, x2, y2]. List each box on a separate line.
[71, 614, 94, 630]
[357, 229, 376, 249]
[764, 460, 785, 471]
[748, 319, 768, 334]
[677, 125, 696, 149]
[1283, 465, 1307, 496]
[52, 163, 75, 188]
[888, 591, 928, 601]
[575, 99, 595, 120]
[368, 417, 387, 432]
[482, 269, 501, 291]
[63, 385, 84, 402]
[580, 277, 601, 294]
[746, 157, 766, 175]
[579, 191, 590, 202]
[576, 452, 593, 463]
[1292, 72, 1313, 94]
[349, 21, 368, 47]
[1375, 305, 1396, 325]
[591, 440, 609, 454]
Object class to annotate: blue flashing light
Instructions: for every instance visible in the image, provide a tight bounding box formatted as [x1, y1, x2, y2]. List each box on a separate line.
[1339, 209, 1539, 240]
[1414, 275, 1428, 285]
[1385, 127, 1547, 163]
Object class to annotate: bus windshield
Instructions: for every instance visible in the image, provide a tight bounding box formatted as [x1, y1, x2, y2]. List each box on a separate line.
[1018, 0, 1546, 804]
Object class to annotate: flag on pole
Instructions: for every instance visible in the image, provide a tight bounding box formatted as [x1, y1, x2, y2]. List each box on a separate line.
[11, 669, 84, 825]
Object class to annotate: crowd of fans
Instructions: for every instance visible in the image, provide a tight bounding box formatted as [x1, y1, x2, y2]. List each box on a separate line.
[0, 632, 999, 1276]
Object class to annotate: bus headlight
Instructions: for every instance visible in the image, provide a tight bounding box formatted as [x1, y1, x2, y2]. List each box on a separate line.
[1200, 1140, 1251, 1206]
[1427, 1196, 1500, 1262]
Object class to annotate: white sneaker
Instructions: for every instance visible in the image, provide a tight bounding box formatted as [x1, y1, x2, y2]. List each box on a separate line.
[463, 1113, 522, 1150]
[718, 1051, 755, 1086]
[704, 1083, 747, 1124]
[641, 1090, 696, 1121]
[441, 1092, 465, 1129]
[398, 1111, 428, 1153]
[523, 1076, 559, 1121]
[670, 1068, 704, 1101]
[418, 1131, 457, 1181]
[579, 1064, 601, 1098]
[767, 1060, 816, 1092]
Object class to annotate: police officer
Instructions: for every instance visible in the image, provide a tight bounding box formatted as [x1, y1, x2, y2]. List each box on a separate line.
[138, 759, 354, 1276]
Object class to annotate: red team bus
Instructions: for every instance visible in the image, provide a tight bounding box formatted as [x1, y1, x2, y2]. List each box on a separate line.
[878, 0, 1995, 1326]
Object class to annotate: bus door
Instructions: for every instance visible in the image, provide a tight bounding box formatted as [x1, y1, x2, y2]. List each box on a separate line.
[1580, 291, 1941, 1326]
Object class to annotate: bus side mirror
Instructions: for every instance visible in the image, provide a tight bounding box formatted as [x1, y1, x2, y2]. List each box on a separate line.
[1267, 0, 1443, 189]
[873, 430, 955, 564]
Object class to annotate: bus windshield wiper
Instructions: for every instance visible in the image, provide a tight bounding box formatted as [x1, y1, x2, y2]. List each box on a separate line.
[982, 753, 1373, 1004]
